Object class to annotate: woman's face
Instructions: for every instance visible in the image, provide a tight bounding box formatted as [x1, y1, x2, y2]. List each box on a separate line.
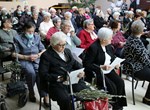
[25, 27, 35, 35]
[3, 20, 12, 29]
[62, 24, 71, 34]
[87, 22, 95, 31]
[53, 41, 66, 52]
[117, 22, 121, 31]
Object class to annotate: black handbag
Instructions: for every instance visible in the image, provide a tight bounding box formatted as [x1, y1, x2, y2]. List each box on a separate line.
[6, 81, 27, 97]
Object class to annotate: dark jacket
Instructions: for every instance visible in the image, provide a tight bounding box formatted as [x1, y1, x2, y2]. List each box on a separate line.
[123, 35, 150, 74]
[39, 46, 82, 90]
[83, 39, 115, 82]
[29, 17, 42, 33]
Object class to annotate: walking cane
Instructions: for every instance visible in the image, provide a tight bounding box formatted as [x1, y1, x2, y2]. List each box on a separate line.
[93, 64, 107, 91]
[60, 67, 75, 110]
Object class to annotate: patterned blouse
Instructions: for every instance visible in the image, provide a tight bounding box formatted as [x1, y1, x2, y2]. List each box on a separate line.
[123, 35, 150, 73]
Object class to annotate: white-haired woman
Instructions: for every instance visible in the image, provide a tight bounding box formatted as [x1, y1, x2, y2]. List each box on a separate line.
[78, 19, 97, 50]
[123, 20, 150, 106]
[39, 12, 53, 47]
[64, 11, 75, 32]
[39, 31, 87, 110]
[83, 27, 127, 110]
[61, 20, 81, 47]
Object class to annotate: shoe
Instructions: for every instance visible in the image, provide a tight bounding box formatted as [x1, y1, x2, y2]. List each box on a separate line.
[143, 97, 150, 106]
[43, 98, 50, 107]
[29, 95, 36, 102]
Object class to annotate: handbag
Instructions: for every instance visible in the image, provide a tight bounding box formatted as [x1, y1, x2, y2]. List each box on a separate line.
[6, 81, 27, 97]
[83, 98, 108, 110]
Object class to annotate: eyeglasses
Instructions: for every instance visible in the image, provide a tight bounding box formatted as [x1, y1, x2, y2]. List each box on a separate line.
[89, 23, 94, 25]
[57, 43, 66, 47]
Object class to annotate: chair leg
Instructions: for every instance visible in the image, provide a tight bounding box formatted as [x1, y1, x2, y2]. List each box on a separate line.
[49, 98, 51, 110]
[39, 96, 42, 110]
[132, 78, 135, 105]
[142, 81, 145, 87]
[2, 73, 4, 81]
[134, 80, 138, 89]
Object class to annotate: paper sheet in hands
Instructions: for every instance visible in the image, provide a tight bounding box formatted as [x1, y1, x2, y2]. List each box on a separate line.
[66, 45, 84, 57]
[69, 68, 84, 84]
[101, 57, 125, 74]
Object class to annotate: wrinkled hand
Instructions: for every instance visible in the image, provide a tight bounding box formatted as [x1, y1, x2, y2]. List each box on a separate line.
[100, 65, 112, 71]
[3, 47, 11, 52]
[119, 42, 125, 47]
[77, 72, 85, 79]
[30, 54, 39, 61]
[70, 31, 75, 37]
[57, 76, 64, 82]
[115, 64, 120, 70]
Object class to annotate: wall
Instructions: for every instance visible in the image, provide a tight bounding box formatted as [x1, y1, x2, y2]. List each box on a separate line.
[0, 0, 68, 11]
[95, 0, 131, 14]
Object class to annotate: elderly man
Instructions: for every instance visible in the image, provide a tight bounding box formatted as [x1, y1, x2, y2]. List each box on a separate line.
[39, 31, 87, 110]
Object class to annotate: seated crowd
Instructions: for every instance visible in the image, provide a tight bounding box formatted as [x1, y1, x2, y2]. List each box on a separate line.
[1, 1, 150, 110]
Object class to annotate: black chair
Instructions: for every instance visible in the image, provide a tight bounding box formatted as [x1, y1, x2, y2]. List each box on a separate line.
[0, 58, 12, 81]
[121, 61, 145, 105]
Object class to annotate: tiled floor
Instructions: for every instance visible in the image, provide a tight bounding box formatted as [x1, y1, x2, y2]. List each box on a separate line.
[1, 72, 150, 110]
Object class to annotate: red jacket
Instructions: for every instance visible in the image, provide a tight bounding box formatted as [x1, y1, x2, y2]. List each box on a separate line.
[78, 29, 97, 49]
[46, 26, 59, 44]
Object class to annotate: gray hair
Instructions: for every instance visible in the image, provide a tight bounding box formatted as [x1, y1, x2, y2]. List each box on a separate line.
[43, 12, 51, 17]
[61, 20, 71, 29]
[131, 20, 144, 35]
[52, 17, 61, 24]
[50, 32, 67, 46]
[49, 8, 56, 13]
[64, 11, 72, 18]
[83, 19, 93, 28]
[97, 27, 113, 40]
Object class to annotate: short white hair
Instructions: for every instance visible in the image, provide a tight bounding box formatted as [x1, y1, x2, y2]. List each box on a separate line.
[113, 11, 120, 18]
[131, 20, 144, 35]
[49, 8, 56, 13]
[50, 32, 67, 46]
[64, 11, 72, 18]
[43, 12, 51, 17]
[97, 27, 113, 40]
[136, 9, 142, 13]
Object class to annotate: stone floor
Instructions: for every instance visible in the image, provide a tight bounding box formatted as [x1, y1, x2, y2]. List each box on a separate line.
[0, 72, 150, 110]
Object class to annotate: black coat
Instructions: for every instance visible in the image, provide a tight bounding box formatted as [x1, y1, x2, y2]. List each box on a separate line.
[39, 46, 82, 90]
[83, 39, 115, 83]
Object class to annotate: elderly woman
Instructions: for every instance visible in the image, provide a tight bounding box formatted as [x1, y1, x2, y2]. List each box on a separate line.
[0, 18, 18, 72]
[12, 22, 45, 102]
[64, 11, 75, 32]
[39, 31, 87, 110]
[78, 19, 97, 50]
[110, 20, 126, 57]
[46, 17, 61, 46]
[83, 27, 127, 110]
[39, 12, 53, 47]
[61, 20, 81, 48]
[123, 20, 150, 106]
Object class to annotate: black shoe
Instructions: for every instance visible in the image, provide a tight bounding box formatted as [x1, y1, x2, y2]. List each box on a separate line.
[29, 95, 36, 102]
[43, 98, 50, 107]
[143, 97, 150, 106]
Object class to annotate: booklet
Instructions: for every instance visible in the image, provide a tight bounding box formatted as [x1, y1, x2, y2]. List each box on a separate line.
[66, 68, 84, 85]
[101, 57, 125, 74]
[66, 45, 84, 57]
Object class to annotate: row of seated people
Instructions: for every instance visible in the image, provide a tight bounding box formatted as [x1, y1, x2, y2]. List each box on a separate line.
[1, 18, 150, 110]
[0, 19, 126, 110]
